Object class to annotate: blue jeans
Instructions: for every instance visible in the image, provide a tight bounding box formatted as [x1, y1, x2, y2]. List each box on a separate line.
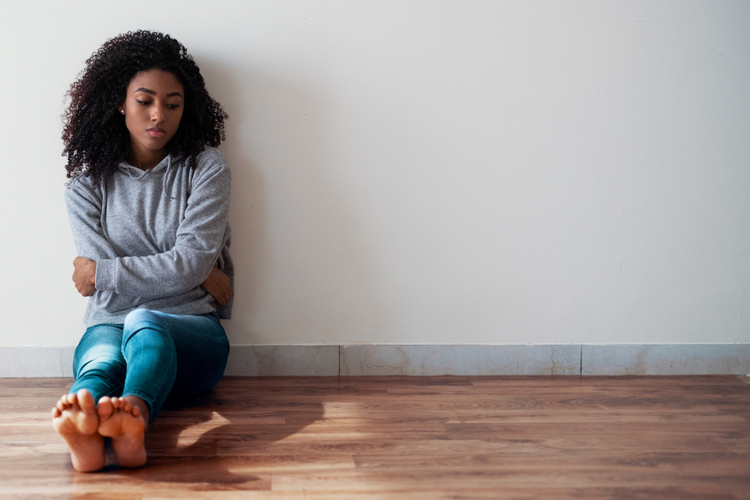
[70, 309, 230, 424]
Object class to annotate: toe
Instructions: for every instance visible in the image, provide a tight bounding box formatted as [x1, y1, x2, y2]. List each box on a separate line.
[120, 399, 132, 412]
[97, 397, 114, 420]
[77, 390, 96, 414]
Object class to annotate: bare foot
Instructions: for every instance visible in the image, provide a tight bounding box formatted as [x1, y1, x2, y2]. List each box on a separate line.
[97, 396, 147, 468]
[51, 389, 105, 472]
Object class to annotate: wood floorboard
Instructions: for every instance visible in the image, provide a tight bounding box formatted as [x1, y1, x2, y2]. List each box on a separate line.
[0, 375, 748, 499]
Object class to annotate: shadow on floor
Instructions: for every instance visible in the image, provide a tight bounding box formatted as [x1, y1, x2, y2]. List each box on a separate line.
[77, 377, 326, 492]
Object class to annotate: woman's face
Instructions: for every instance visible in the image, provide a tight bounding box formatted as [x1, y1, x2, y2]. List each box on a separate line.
[118, 68, 185, 165]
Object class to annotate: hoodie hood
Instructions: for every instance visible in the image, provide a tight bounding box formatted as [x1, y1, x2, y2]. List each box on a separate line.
[117, 155, 173, 178]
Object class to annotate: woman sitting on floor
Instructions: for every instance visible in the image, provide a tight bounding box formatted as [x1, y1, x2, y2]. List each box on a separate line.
[52, 30, 234, 472]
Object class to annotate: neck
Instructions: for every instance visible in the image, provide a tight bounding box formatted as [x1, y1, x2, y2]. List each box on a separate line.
[128, 147, 167, 171]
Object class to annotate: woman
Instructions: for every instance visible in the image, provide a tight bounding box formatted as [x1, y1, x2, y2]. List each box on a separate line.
[52, 30, 233, 472]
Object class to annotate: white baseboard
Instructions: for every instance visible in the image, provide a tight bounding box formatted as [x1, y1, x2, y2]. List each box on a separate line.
[1, 344, 748, 377]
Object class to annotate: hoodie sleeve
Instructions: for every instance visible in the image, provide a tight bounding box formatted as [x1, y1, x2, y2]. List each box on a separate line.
[92, 150, 231, 299]
[65, 173, 149, 310]
[65, 179, 120, 262]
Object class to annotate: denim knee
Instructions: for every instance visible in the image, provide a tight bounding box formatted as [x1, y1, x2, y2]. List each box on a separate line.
[73, 341, 124, 376]
[71, 324, 126, 399]
[123, 308, 164, 330]
[122, 309, 170, 344]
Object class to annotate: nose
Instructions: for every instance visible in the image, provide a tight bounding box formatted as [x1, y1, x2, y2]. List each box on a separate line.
[151, 105, 164, 123]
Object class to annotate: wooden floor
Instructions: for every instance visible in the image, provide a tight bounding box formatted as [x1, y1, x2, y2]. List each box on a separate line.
[1, 376, 749, 499]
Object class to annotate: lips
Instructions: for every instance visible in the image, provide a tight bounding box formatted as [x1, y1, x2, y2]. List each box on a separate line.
[148, 128, 166, 138]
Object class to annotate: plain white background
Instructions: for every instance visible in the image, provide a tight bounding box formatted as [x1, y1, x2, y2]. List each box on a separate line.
[0, 0, 748, 347]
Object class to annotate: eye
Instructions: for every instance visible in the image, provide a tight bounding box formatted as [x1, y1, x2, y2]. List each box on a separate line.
[136, 99, 150, 105]
[166, 104, 181, 110]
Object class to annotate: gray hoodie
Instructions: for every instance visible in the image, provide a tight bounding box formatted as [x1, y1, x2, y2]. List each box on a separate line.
[65, 147, 233, 327]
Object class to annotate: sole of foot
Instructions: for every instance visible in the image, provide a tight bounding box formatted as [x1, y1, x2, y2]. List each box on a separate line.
[52, 389, 105, 472]
[97, 396, 147, 468]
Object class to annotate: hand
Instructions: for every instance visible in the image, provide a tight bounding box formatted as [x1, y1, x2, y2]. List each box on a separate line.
[201, 267, 232, 306]
[72, 256, 96, 297]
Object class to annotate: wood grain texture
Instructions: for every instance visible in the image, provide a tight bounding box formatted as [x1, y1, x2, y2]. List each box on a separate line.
[1, 375, 748, 499]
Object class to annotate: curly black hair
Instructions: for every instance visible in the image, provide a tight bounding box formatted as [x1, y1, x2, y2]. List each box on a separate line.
[62, 30, 227, 186]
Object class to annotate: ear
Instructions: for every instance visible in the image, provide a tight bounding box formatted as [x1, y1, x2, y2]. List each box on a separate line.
[118, 105, 125, 115]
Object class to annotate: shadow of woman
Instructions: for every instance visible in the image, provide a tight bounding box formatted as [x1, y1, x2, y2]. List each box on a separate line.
[103, 377, 325, 492]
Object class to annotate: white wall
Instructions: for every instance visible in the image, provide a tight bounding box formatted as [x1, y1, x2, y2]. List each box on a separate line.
[1, 0, 748, 347]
